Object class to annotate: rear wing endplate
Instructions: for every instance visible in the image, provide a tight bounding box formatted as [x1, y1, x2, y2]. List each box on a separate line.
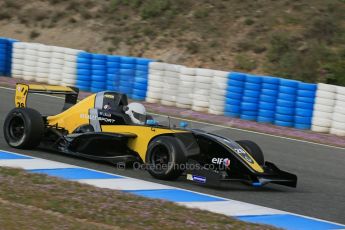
[15, 83, 79, 111]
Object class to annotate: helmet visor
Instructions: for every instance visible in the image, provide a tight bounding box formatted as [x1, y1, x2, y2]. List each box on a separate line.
[132, 111, 146, 123]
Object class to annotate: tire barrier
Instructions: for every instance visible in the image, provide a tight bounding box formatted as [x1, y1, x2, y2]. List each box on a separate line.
[2, 37, 345, 136]
[0, 37, 17, 76]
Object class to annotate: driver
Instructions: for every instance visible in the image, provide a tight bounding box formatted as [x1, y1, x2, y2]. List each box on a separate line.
[125, 102, 147, 125]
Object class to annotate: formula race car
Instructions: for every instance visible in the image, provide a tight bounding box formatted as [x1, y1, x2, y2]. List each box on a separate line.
[3, 83, 297, 188]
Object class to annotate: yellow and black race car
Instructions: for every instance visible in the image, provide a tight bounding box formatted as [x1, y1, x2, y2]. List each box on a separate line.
[3, 83, 297, 187]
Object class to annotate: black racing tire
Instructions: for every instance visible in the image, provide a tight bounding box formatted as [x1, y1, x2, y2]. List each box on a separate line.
[3, 108, 44, 149]
[236, 140, 265, 166]
[146, 136, 185, 180]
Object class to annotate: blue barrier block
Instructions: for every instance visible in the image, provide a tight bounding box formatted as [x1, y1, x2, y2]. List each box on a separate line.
[277, 92, 297, 101]
[261, 88, 278, 96]
[243, 89, 260, 98]
[107, 62, 120, 68]
[262, 76, 280, 84]
[228, 79, 245, 87]
[133, 82, 147, 90]
[277, 99, 295, 108]
[107, 73, 120, 81]
[92, 59, 107, 65]
[107, 55, 121, 62]
[297, 89, 316, 98]
[91, 81, 106, 89]
[229, 72, 246, 81]
[276, 106, 295, 115]
[77, 57, 92, 64]
[77, 75, 92, 81]
[121, 56, 136, 64]
[78, 63, 91, 69]
[92, 54, 107, 60]
[260, 95, 277, 103]
[132, 89, 147, 97]
[224, 112, 241, 117]
[119, 86, 132, 94]
[241, 110, 258, 116]
[91, 87, 105, 93]
[298, 82, 317, 91]
[120, 63, 136, 69]
[274, 120, 293, 127]
[295, 108, 313, 117]
[258, 109, 275, 117]
[226, 92, 243, 100]
[296, 96, 315, 104]
[78, 52, 92, 59]
[92, 69, 106, 76]
[134, 77, 148, 84]
[225, 104, 241, 113]
[136, 58, 152, 65]
[120, 80, 133, 87]
[120, 69, 135, 75]
[240, 114, 257, 121]
[135, 70, 149, 75]
[279, 86, 297, 94]
[92, 75, 107, 82]
[225, 97, 241, 105]
[77, 69, 91, 75]
[294, 123, 311, 130]
[245, 82, 261, 90]
[294, 116, 312, 124]
[241, 102, 258, 111]
[242, 96, 259, 103]
[245, 74, 262, 84]
[76, 80, 91, 87]
[227, 86, 244, 94]
[131, 95, 146, 101]
[257, 116, 274, 123]
[259, 101, 276, 110]
[92, 64, 106, 70]
[296, 101, 314, 109]
[279, 79, 300, 87]
[275, 113, 294, 122]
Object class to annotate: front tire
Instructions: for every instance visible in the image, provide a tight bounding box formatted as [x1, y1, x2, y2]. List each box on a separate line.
[146, 136, 185, 180]
[3, 108, 44, 149]
[236, 140, 265, 166]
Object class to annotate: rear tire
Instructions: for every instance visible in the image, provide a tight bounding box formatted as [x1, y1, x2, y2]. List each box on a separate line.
[146, 136, 185, 180]
[3, 108, 44, 149]
[236, 140, 265, 166]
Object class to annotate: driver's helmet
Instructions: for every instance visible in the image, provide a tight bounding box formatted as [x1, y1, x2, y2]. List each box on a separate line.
[125, 102, 147, 125]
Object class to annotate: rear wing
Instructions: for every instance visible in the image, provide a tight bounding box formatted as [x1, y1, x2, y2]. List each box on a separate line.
[15, 83, 79, 111]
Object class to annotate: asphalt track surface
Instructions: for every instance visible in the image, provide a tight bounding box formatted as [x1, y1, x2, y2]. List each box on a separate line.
[0, 87, 344, 225]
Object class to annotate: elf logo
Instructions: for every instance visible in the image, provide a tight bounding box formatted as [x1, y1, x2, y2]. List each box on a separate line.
[212, 158, 231, 167]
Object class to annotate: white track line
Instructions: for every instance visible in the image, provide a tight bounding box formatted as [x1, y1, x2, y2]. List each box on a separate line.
[1, 85, 344, 150]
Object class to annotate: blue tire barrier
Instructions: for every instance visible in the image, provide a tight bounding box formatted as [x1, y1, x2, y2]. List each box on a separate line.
[106, 85, 117, 91]
[77, 57, 92, 64]
[107, 68, 119, 74]
[107, 73, 120, 81]
[260, 95, 277, 103]
[295, 108, 313, 117]
[296, 96, 315, 104]
[258, 109, 275, 117]
[262, 76, 280, 84]
[243, 90, 260, 98]
[279, 86, 297, 94]
[294, 116, 312, 125]
[107, 55, 121, 62]
[92, 69, 106, 76]
[120, 69, 135, 75]
[261, 88, 278, 96]
[225, 97, 241, 105]
[259, 102, 276, 110]
[244, 82, 261, 90]
[275, 114, 294, 122]
[91, 81, 106, 89]
[92, 75, 107, 82]
[92, 59, 106, 65]
[241, 102, 258, 111]
[119, 86, 132, 94]
[227, 86, 243, 94]
[296, 101, 314, 109]
[136, 65, 150, 71]
[294, 123, 311, 130]
[229, 72, 246, 81]
[78, 63, 91, 69]
[132, 89, 147, 97]
[92, 54, 107, 60]
[120, 63, 136, 69]
[135, 69, 148, 75]
[91, 87, 105, 93]
[245, 74, 262, 84]
[241, 110, 258, 116]
[107, 62, 120, 68]
[121, 56, 136, 64]
[277, 99, 295, 108]
[242, 96, 259, 103]
[276, 106, 295, 115]
[274, 120, 294, 127]
[225, 104, 241, 113]
[279, 79, 300, 88]
[76, 80, 90, 87]
[298, 82, 317, 91]
[257, 116, 275, 123]
[78, 52, 93, 59]
[133, 82, 147, 90]
[131, 95, 146, 101]
[133, 77, 148, 84]
[92, 64, 106, 70]
[240, 114, 257, 121]
[228, 79, 245, 87]
[77, 75, 92, 81]
[226, 92, 243, 100]
[277, 92, 297, 101]
[297, 89, 316, 98]
[120, 80, 133, 87]
[224, 112, 241, 117]
[136, 58, 152, 65]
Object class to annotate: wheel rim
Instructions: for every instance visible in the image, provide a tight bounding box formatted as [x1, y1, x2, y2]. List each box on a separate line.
[9, 115, 25, 143]
[150, 145, 170, 173]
